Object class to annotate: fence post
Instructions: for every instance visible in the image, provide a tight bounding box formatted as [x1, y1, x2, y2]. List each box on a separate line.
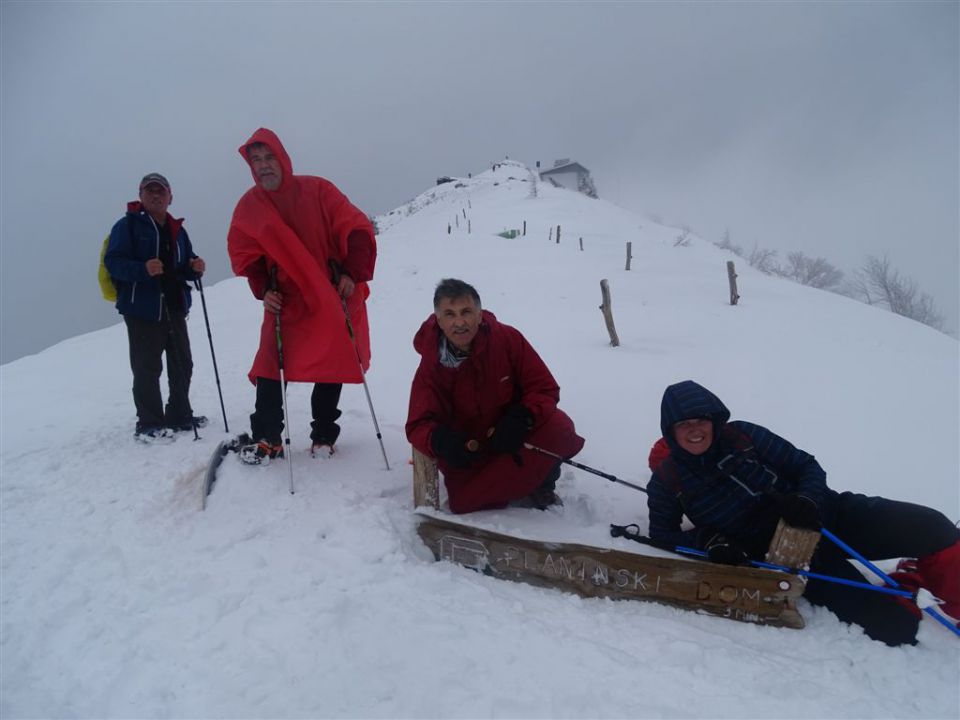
[727, 261, 739, 305]
[556, 225, 561, 244]
[549, 227, 553, 242]
[599, 280, 621, 347]
[447, 223, 451, 235]
[579, 237, 583, 251]
[523, 220, 526, 236]
[625, 242, 633, 271]
[468, 219, 471, 234]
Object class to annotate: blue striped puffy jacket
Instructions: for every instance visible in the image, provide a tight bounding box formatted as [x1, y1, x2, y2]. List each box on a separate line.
[646, 380, 838, 554]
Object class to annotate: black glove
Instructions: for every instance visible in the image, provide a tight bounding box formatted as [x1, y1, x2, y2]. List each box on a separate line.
[430, 426, 474, 469]
[488, 404, 533, 455]
[778, 493, 822, 530]
[702, 531, 750, 566]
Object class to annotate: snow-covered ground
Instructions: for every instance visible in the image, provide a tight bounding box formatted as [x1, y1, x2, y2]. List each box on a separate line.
[2, 162, 958, 718]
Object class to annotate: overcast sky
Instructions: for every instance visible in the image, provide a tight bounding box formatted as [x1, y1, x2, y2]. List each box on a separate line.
[2, 1, 957, 364]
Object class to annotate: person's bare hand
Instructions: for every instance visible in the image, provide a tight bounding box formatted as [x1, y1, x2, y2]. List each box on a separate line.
[191, 257, 206, 274]
[337, 275, 355, 298]
[264, 290, 283, 314]
[146, 258, 164, 277]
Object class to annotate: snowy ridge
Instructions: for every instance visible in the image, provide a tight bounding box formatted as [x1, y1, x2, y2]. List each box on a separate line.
[2, 165, 958, 718]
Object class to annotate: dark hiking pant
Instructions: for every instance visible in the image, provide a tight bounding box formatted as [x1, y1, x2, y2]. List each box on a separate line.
[124, 314, 193, 429]
[250, 378, 342, 445]
[805, 492, 959, 646]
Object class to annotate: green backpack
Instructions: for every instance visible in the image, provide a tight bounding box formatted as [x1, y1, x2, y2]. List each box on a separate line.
[98, 235, 117, 302]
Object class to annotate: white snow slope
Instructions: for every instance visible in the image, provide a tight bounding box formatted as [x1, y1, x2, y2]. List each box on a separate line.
[2, 162, 959, 719]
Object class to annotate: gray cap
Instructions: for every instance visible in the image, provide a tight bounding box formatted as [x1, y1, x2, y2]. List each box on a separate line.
[139, 172, 170, 190]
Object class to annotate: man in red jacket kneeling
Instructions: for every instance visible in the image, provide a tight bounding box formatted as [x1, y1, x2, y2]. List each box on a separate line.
[406, 279, 585, 513]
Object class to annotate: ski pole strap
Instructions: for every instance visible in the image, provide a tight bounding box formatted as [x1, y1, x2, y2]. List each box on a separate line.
[609, 524, 676, 551]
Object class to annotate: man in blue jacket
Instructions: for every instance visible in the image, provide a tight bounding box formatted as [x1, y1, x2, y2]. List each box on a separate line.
[105, 173, 206, 442]
[647, 380, 959, 646]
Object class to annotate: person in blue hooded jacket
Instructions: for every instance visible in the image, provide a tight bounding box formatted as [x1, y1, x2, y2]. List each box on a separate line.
[105, 173, 206, 442]
[647, 380, 959, 646]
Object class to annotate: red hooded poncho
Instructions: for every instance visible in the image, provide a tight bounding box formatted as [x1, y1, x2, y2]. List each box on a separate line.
[406, 310, 584, 513]
[227, 128, 376, 384]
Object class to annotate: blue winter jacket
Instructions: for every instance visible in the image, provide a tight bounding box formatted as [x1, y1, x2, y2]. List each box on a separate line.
[647, 380, 838, 555]
[105, 202, 198, 322]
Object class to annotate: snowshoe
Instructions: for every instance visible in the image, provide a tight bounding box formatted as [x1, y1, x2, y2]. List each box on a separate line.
[239, 439, 284, 466]
[169, 416, 209, 432]
[135, 426, 175, 444]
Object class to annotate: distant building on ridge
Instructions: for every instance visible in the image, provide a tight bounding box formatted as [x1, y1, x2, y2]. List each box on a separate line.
[538, 159, 598, 199]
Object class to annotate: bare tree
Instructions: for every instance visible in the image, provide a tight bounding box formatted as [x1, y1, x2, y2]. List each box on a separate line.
[715, 228, 743, 257]
[779, 251, 844, 290]
[850, 255, 944, 330]
[748, 244, 779, 275]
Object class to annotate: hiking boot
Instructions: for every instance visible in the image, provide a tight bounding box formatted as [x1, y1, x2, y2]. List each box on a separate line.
[135, 426, 176, 444]
[169, 416, 209, 432]
[239, 439, 284, 466]
[310, 442, 336, 458]
[509, 485, 563, 511]
[529, 486, 563, 510]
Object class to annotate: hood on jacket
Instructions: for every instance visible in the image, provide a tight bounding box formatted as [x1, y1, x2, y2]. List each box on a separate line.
[660, 380, 730, 451]
[412, 309, 498, 359]
[238, 127, 294, 192]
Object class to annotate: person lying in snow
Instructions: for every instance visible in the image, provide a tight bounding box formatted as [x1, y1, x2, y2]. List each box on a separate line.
[406, 278, 584, 513]
[646, 380, 959, 646]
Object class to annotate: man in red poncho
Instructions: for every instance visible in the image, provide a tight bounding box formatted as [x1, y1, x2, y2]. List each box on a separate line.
[406, 279, 585, 513]
[227, 128, 376, 464]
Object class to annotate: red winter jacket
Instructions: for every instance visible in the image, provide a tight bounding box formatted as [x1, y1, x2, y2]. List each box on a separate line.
[406, 311, 584, 513]
[227, 128, 376, 384]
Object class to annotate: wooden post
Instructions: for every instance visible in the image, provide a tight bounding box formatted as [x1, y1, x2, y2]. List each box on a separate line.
[579, 237, 583, 251]
[765, 520, 820, 569]
[455, 214, 459, 228]
[468, 199, 472, 209]
[523, 220, 526, 236]
[625, 242, 633, 271]
[599, 280, 620, 347]
[412, 447, 439, 510]
[463, 208, 466, 218]
[727, 261, 739, 305]
[549, 227, 553, 242]
[468, 219, 471, 234]
[556, 225, 561, 244]
[447, 223, 451, 235]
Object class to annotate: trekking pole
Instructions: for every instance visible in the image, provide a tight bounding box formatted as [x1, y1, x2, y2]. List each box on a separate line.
[164, 305, 199, 441]
[525, 443, 647, 494]
[193, 276, 229, 433]
[339, 296, 390, 470]
[270, 266, 295, 495]
[820, 528, 960, 637]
